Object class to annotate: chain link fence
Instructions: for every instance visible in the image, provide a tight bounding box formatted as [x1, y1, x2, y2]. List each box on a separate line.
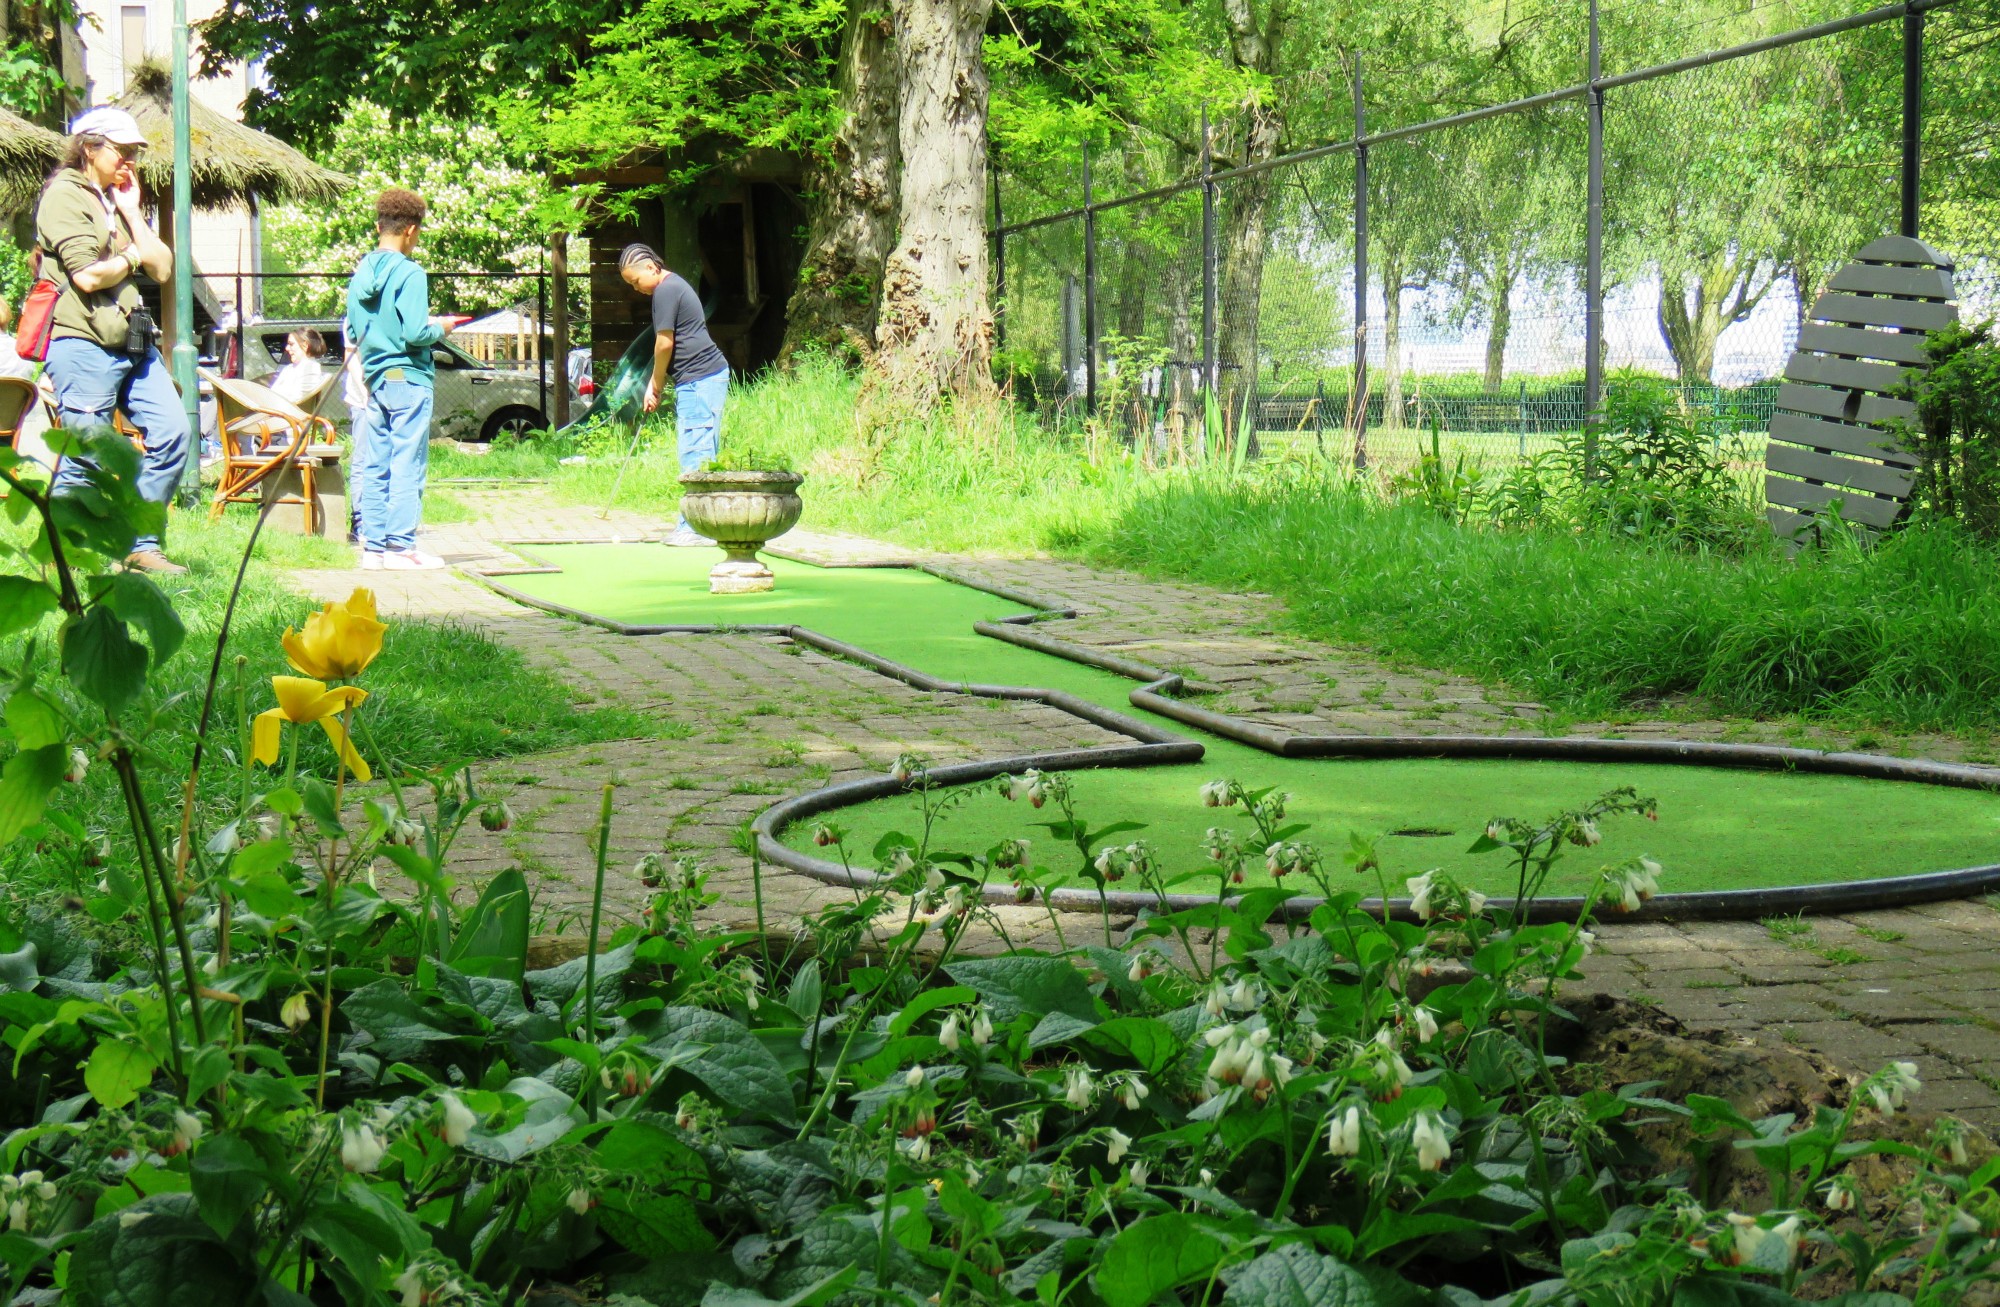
[212, 271, 588, 444]
[994, 0, 1988, 478]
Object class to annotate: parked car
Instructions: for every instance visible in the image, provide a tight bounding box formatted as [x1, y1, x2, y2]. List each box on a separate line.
[237, 320, 582, 442]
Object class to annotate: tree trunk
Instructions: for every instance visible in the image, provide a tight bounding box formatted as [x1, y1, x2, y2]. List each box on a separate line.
[873, 0, 995, 400]
[1214, 0, 1287, 454]
[1657, 249, 1774, 384]
[781, 1, 901, 368]
[1381, 244, 1405, 430]
[1482, 263, 1513, 392]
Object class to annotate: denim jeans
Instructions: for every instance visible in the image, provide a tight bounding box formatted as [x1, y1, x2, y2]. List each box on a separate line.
[347, 400, 375, 544]
[45, 336, 192, 554]
[355, 379, 431, 554]
[675, 367, 729, 527]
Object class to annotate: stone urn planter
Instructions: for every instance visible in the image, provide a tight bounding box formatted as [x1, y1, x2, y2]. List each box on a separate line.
[676, 469, 805, 594]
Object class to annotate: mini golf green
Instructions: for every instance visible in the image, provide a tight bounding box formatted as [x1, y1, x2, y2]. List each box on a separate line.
[497, 544, 2000, 897]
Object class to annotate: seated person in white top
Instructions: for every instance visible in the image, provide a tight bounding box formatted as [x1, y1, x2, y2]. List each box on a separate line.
[237, 328, 329, 452]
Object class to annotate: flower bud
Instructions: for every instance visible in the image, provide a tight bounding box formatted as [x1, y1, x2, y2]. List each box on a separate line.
[479, 802, 514, 832]
[566, 1187, 593, 1215]
[63, 748, 88, 785]
[280, 992, 312, 1031]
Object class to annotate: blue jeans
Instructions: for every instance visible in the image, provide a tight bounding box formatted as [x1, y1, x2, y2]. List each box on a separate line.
[355, 379, 431, 553]
[675, 368, 728, 527]
[45, 336, 192, 554]
[347, 400, 374, 544]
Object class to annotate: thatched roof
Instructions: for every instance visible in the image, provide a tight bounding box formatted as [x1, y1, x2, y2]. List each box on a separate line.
[113, 62, 351, 210]
[0, 107, 63, 213]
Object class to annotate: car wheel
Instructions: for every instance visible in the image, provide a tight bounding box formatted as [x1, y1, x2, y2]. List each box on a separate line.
[480, 407, 545, 443]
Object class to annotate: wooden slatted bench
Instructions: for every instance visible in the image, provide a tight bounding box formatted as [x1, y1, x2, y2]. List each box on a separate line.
[1765, 235, 1958, 543]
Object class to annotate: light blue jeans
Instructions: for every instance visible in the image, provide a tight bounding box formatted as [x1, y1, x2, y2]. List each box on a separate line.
[346, 401, 374, 544]
[45, 336, 192, 554]
[675, 367, 729, 528]
[356, 379, 431, 554]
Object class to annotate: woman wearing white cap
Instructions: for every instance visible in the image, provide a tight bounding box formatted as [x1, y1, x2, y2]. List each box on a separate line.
[33, 107, 191, 575]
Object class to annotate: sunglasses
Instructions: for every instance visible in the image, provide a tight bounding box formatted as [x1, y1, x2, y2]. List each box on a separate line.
[92, 140, 145, 161]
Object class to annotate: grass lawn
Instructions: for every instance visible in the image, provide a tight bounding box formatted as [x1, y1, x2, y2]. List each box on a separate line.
[500, 544, 2000, 896]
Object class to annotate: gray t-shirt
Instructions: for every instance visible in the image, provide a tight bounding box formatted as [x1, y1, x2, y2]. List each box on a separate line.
[651, 272, 728, 386]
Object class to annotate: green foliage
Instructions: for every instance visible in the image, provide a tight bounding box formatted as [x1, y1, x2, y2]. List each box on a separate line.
[1899, 321, 2000, 540]
[0, 234, 33, 313]
[260, 102, 571, 317]
[0, 406, 1994, 1304]
[1561, 371, 1761, 551]
[1098, 467, 2000, 732]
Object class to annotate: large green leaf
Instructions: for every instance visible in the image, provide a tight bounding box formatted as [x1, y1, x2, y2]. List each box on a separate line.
[0, 576, 57, 638]
[0, 743, 69, 844]
[461, 1076, 586, 1163]
[1221, 1245, 1379, 1307]
[189, 1135, 269, 1239]
[61, 605, 147, 714]
[1095, 1214, 1226, 1307]
[597, 1191, 714, 1259]
[945, 956, 1099, 1024]
[449, 867, 531, 981]
[1080, 1016, 1184, 1073]
[67, 1194, 261, 1305]
[635, 1006, 795, 1123]
[85, 1038, 157, 1109]
[98, 573, 185, 666]
[4, 689, 64, 750]
[701, 1267, 857, 1307]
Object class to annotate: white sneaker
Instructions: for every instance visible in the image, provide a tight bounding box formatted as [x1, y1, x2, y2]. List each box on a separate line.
[359, 551, 382, 571]
[380, 550, 445, 572]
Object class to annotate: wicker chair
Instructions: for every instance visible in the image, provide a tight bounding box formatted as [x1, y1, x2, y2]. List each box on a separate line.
[207, 373, 343, 533]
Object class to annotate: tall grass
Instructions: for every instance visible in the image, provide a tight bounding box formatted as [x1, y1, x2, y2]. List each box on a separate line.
[1092, 468, 2000, 734]
[452, 357, 1145, 554]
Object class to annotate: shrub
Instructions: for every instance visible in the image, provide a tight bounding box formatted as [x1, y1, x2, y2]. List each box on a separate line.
[1901, 320, 2000, 539]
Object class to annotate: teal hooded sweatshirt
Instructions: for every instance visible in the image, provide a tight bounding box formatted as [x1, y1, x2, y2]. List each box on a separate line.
[345, 249, 445, 391]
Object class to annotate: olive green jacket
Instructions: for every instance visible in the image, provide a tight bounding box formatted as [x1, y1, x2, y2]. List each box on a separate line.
[34, 169, 143, 350]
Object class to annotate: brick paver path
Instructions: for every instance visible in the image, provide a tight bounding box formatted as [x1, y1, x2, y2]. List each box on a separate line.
[288, 483, 2000, 1132]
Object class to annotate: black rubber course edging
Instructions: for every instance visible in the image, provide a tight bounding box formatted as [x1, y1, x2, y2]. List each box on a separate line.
[463, 542, 2000, 924]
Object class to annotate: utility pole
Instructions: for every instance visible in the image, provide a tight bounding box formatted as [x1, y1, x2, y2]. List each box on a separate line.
[170, 0, 198, 492]
[1584, 0, 1605, 471]
[1350, 55, 1369, 472]
[1901, 4, 1923, 238]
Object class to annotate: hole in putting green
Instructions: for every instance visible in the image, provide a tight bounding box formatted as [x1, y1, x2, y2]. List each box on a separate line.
[496, 544, 2000, 898]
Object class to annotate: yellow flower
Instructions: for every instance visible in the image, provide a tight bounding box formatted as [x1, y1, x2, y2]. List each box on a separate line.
[253, 677, 371, 780]
[282, 589, 385, 681]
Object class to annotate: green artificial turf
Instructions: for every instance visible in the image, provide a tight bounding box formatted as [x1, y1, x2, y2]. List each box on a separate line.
[502, 544, 2000, 895]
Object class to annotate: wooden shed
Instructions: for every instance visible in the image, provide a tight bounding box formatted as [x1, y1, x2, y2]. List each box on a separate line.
[567, 147, 808, 378]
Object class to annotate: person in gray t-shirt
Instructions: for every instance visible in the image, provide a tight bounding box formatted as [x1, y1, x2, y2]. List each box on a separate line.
[619, 243, 732, 546]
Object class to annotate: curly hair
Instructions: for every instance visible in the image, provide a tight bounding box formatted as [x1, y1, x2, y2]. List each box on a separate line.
[375, 188, 427, 236]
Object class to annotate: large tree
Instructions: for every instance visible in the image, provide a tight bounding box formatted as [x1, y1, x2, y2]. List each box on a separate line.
[873, 0, 997, 397]
[780, 5, 902, 365]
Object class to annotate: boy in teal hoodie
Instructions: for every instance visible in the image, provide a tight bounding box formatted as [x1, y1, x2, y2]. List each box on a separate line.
[345, 188, 445, 571]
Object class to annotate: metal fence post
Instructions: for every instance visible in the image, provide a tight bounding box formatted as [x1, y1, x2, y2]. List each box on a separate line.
[552, 233, 571, 429]
[1584, 0, 1604, 471]
[536, 261, 549, 421]
[1902, 4, 1923, 238]
[1350, 55, 1369, 472]
[1200, 107, 1218, 426]
[992, 166, 1007, 349]
[1083, 143, 1098, 417]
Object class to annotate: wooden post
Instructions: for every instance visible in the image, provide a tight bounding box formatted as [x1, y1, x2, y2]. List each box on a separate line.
[551, 233, 571, 428]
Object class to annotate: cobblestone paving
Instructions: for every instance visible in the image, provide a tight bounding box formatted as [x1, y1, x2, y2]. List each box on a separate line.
[284, 483, 2000, 1133]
